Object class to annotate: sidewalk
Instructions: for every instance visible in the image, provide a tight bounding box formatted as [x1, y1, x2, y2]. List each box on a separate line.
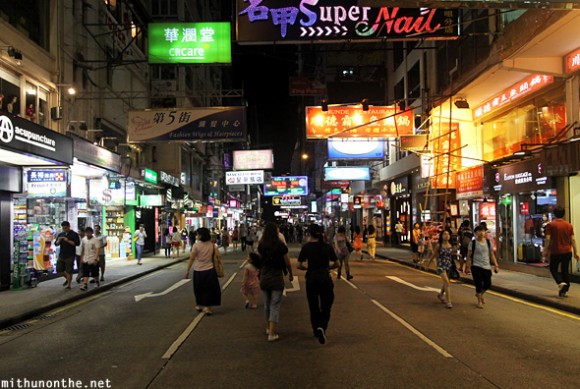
[371, 245, 580, 316]
[0, 251, 190, 330]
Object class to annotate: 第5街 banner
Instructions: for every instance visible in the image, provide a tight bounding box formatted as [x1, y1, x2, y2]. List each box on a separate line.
[127, 107, 246, 142]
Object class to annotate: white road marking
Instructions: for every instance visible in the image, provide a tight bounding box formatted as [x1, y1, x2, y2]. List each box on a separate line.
[162, 312, 205, 359]
[371, 299, 453, 359]
[386, 276, 440, 292]
[222, 273, 237, 291]
[134, 279, 191, 302]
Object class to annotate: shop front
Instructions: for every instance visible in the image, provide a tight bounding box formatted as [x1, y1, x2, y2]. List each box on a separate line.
[387, 176, 411, 245]
[0, 110, 73, 291]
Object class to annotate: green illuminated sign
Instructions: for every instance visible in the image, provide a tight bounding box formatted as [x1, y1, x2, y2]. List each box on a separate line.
[148, 22, 232, 64]
[143, 169, 158, 184]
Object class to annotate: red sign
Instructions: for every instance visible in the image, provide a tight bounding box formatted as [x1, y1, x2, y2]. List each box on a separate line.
[480, 203, 496, 220]
[519, 201, 529, 215]
[566, 47, 580, 75]
[321, 180, 350, 189]
[289, 77, 327, 96]
[306, 106, 414, 139]
[431, 122, 460, 189]
[456, 165, 484, 199]
[474, 74, 554, 119]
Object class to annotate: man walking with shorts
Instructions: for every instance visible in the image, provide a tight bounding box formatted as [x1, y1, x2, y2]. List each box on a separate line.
[544, 206, 579, 297]
[55, 221, 81, 290]
[79, 227, 100, 291]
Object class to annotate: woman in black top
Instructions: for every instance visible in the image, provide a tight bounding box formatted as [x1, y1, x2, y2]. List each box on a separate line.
[297, 224, 339, 345]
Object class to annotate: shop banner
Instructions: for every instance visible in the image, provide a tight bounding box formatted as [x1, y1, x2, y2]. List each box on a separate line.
[493, 158, 551, 193]
[0, 110, 73, 165]
[237, 0, 459, 44]
[456, 165, 484, 199]
[400, 135, 428, 152]
[233, 149, 274, 170]
[127, 107, 246, 142]
[328, 138, 384, 159]
[26, 169, 67, 198]
[72, 135, 121, 173]
[321, 180, 350, 189]
[272, 195, 302, 206]
[430, 121, 460, 189]
[225, 170, 264, 185]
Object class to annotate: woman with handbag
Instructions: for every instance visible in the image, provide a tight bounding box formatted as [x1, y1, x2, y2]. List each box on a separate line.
[257, 222, 293, 342]
[184, 227, 221, 315]
[334, 226, 353, 280]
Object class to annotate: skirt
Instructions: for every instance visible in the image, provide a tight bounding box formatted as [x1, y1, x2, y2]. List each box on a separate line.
[193, 268, 221, 307]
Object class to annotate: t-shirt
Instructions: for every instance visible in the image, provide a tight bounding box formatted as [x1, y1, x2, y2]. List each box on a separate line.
[298, 241, 337, 284]
[469, 239, 491, 270]
[134, 229, 147, 245]
[191, 241, 216, 271]
[259, 244, 289, 291]
[546, 219, 574, 255]
[94, 233, 107, 257]
[81, 236, 100, 265]
[55, 230, 80, 258]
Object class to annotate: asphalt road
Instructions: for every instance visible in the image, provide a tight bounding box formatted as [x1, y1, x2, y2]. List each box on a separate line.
[1, 246, 579, 389]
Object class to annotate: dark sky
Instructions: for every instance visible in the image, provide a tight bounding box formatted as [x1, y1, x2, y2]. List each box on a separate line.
[233, 45, 299, 175]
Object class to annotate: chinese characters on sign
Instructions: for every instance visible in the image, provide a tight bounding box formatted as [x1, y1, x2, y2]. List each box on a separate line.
[306, 106, 414, 139]
[473, 74, 554, 119]
[225, 170, 265, 185]
[236, 0, 458, 43]
[263, 176, 309, 196]
[456, 165, 484, 199]
[430, 122, 461, 189]
[26, 169, 68, 198]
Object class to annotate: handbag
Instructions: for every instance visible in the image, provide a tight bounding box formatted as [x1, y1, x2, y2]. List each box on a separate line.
[212, 247, 224, 277]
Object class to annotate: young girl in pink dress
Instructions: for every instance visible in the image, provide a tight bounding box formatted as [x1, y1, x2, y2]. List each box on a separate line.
[241, 254, 261, 309]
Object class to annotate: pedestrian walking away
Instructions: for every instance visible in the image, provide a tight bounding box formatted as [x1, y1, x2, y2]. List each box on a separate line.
[79, 227, 101, 291]
[134, 224, 147, 265]
[162, 228, 171, 257]
[334, 226, 353, 280]
[411, 222, 422, 265]
[297, 223, 339, 345]
[543, 206, 579, 297]
[366, 225, 377, 260]
[353, 226, 364, 261]
[184, 227, 221, 315]
[54, 221, 81, 290]
[257, 222, 293, 342]
[429, 229, 458, 309]
[241, 253, 261, 309]
[93, 225, 107, 282]
[465, 225, 499, 308]
[239, 223, 248, 251]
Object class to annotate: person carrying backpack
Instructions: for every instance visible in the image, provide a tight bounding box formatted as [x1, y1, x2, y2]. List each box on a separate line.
[458, 220, 474, 272]
[465, 225, 499, 309]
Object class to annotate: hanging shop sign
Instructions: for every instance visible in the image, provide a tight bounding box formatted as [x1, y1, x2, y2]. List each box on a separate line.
[388, 176, 408, 197]
[565, 47, 580, 75]
[473, 74, 554, 119]
[493, 158, 551, 193]
[321, 180, 350, 189]
[289, 76, 327, 96]
[72, 135, 120, 173]
[236, 0, 459, 44]
[127, 107, 246, 142]
[148, 22, 232, 64]
[225, 170, 265, 185]
[430, 121, 460, 189]
[125, 181, 136, 204]
[306, 105, 413, 139]
[160, 171, 180, 187]
[456, 165, 484, 200]
[142, 168, 158, 184]
[272, 195, 302, 206]
[263, 176, 309, 196]
[325, 167, 370, 181]
[327, 138, 384, 159]
[0, 111, 73, 165]
[233, 149, 274, 170]
[26, 169, 67, 198]
[140, 194, 163, 207]
[400, 134, 428, 152]
[89, 178, 125, 206]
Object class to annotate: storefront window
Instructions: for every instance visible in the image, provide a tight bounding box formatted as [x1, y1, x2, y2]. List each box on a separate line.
[482, 90, 566, 161]
[25, 83, 36, 122]
[0, 71, 20, 115]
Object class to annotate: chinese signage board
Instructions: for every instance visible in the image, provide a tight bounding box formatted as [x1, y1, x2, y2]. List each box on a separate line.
[0, 111, 73, 165]
[473, 75, 554, 119]
[456, 165, 484, 199]
[233, 149, 274, 170]
[306, 106, 413, 139]
[328, 138, 384, 159]
[272, 195, 302, 206]
[148, 22, 231, 64]
[236, 0, 459, 44]
[566, 47, 580, 75]
[225, 170, 265, 185]
[324, 167, 370, 181]
[127, 107, 246, 142]
[263, 176, 309, 196]
[160, 171, 180, 187]
[430, 122, 460, 189]
[493, 158, 551, 194]
[400, 135, 428, 152]
[140, 194, 164, 207]
[26, 169, 67, 198]
[143, 168, 158, 184]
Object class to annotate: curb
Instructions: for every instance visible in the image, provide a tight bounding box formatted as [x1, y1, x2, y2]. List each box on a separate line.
[374, 253, 580, 316]
[0, 257, 187, 331]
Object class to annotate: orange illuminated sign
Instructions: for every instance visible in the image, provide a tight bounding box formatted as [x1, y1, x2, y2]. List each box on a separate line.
[305, 106, 414, 139]
[456, 165, 484, 199]
[431, 122, 460, 189]
[473, 74, 554, 119]
[566, 47, 580, 75]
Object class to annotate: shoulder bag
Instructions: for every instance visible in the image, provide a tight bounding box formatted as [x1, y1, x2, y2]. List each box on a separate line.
[212, 246, 224, 277]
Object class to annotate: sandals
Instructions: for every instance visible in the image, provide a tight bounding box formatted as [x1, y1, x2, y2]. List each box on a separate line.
[437, 294, 446, 304]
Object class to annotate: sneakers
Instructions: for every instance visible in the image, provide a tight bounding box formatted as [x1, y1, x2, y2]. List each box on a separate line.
[80, 285, 87, 291]
[267, 334, 279, 342]
[346, 275, 354, 280]
[445, 303, 453, 309]
[437, 293, 446, 304]
[558, 282, 568, 297]
[316, 327, 326, 344]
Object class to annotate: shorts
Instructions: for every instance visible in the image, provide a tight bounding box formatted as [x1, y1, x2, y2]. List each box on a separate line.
[56, 256, 75, 274]
[81, 263, 99, 278]
[172, 242, 181, 247]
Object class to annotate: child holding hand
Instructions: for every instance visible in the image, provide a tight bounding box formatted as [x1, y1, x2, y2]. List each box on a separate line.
[241, 253, 261, 309]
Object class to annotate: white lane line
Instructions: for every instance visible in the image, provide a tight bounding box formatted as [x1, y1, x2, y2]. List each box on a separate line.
[222, 272, 237, 291]
[162, 312, 205, 359]
[386, 276, 440, 292]
[371, 299, 453, 359]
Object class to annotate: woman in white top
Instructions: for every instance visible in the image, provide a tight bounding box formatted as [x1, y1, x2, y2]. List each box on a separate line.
[465, 225, 499, 308]
[185, 227, 221, 315]
[171, 228, 182, 258]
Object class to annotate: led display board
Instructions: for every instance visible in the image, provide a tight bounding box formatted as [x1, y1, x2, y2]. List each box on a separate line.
[306, 105, 414, 139]
[324, 167, 370, 181]
[263, 176, 309, 196]
[328, 138, 384, 159]
[233, 149, 274, 170]
[148, 22, 232, 64]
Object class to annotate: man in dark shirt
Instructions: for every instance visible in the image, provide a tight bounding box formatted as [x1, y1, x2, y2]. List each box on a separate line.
[55, 221, 81, 289]
[544, 206, 579, 297]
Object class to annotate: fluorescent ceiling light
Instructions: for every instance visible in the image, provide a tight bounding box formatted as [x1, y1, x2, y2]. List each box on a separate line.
[0, 148, 57, 166]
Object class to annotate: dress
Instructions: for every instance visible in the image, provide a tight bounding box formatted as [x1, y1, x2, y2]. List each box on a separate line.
[353, 232, 363, 251]
[240, 263, 260, 297]
[437, 246, 455, 275]
[191, 241, 221, 307]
